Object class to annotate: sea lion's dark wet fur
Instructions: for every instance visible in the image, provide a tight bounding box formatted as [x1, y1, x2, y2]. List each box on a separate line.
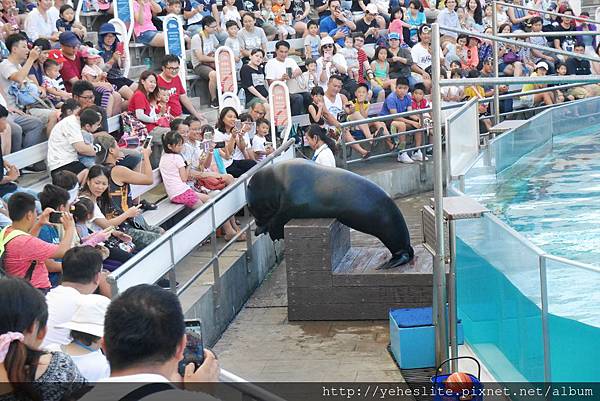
[247, 159, 414, 268]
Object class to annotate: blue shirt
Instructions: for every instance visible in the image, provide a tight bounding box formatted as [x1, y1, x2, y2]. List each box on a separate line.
[319, 16, 337, 35]
[380, 92, 412, 116]
[38, 225, 61, 287]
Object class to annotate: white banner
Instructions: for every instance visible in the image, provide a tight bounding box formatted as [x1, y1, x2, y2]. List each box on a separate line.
[215, 46, 238, 111]
[268, 81, 292, 149]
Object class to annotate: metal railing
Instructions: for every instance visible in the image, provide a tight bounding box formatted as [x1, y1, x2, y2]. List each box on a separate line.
[449, 96, 600, 382]
[220, 369, 288, 401]
[106, 139, 296, 296]
[336, 81, 598, 166]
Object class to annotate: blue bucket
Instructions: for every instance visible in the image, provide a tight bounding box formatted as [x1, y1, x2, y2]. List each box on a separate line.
[431, 357, 484, 401]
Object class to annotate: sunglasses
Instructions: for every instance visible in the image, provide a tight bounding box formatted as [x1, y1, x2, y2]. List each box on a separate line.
[421, 26, 431, 33]
[322, 44, 334, 49]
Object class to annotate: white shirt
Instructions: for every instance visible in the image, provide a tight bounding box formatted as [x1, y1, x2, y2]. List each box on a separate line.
[42, 286, 84, 348]
[265, 57, 300, 91]
[66, 349, 111, 382]
[0, 59, 21, 108]
[213, 129, 234, 168]
[411, 43, 432, 71]
[190, 32, 219, 68]
[315, 54, 348, 89]
[24, 8, 58, 41]
[313, 144, 336, 168]
[47, 115, 86, 171]
[251, 134, 267, 162]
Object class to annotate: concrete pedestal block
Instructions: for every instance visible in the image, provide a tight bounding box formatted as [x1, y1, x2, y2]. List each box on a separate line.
[285, 218, 436, 321]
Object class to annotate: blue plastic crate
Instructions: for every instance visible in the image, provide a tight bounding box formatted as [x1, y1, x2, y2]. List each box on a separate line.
[389, 307, 463, 369]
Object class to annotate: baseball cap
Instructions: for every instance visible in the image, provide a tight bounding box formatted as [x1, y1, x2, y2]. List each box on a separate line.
[388, 32, 400, 40]
[81, 46, 102, 59]
[366, 3, 378, 14]
[56, 294, 110, 338]
[47, 49, 66, 63]
[535, 61, 549, 71]
[59, 31, 81, 47]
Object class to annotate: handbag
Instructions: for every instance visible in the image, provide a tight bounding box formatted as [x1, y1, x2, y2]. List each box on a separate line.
[120, 111, 149, 141]
[502, 51, 520, 64]
[195, 176, 227, 191]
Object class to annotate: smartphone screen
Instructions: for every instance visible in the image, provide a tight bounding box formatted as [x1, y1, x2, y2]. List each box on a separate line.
[142, 136, 152, 148]
[49, 211, 63, 224]
[178, 319, 204, 376]
[214, 141, 226, 148]
[234, 120, 242, 132]
[116, 42, 124, 54]
[286, 67, 293, 78]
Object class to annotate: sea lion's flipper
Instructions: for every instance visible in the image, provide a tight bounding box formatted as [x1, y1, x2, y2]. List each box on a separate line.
[255, 225, 269, 236]
[377, 251, 413, 270]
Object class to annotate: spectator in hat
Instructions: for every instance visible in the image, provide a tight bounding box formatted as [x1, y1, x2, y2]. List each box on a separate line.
[355, 3, 384, 44]
[520, 61, 556, 107]
[316, 35, 347, 90]
[57, 294, 111, 382]
[61, 32, 124, 116]
[386, 31, 415, 89]
[97, 22, 137, 102]
[24, 0, 59, 42]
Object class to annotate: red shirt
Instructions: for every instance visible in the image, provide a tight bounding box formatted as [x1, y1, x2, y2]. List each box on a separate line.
[357, 49, 368, 84]
[61, 53, 83, 92]
[128, 90, 157, 132]
[157, 74, 186, 117]
[4, 233, 58, 289]
[411, 97, 428, 110]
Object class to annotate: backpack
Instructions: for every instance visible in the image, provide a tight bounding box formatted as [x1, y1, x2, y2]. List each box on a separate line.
[0, 227, 38, 281]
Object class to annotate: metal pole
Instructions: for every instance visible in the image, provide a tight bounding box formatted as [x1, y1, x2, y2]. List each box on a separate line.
[440, 75, 600, 86]
[498, 30, 600, 37]
[539, 255, 552, 382]
[438, 25, 600, 64]
[496, 0, 600, 25]
[431, 23, 449, 370]
[492, 1, 500, 125]
[448, 220, 458, 372]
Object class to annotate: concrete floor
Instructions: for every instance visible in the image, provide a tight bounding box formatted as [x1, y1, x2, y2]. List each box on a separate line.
[211, 192, 433, 382]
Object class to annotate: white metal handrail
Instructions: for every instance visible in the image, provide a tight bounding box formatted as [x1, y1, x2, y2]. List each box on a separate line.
[107, 139, 296, 295]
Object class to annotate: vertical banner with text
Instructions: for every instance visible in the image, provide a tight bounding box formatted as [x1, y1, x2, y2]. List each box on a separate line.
[215, 46, 239, 111]
[163, 15, 186, 84]
[268, 81, 292, 149]
[115, 0, 134, 40]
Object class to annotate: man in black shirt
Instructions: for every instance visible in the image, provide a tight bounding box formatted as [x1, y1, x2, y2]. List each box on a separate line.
[566, 42, 591, 75]
[355, 4, 384, 44]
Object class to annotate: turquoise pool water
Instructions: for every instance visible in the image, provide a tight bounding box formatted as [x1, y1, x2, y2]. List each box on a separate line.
[456, 122, 600, 382]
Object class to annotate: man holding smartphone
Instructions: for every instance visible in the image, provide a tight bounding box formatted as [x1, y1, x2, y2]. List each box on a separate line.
[80, 284, 219, 400]
[265, 40, 307, 115]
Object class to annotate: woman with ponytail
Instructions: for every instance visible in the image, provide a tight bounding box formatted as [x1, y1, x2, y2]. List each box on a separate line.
[0, 278, 86, 401]
[306, 124, 337, 168]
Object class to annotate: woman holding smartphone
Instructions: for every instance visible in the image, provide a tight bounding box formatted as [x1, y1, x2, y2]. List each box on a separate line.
[88, 136, 163, 250]
[97, 23, 137, 102]
[213, 107, 257, 178]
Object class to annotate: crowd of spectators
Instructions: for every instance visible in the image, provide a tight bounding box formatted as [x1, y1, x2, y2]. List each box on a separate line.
[0, 0, 598, 396]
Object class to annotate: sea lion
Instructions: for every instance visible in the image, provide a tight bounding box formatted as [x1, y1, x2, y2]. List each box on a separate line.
[246, 159, 414, 269]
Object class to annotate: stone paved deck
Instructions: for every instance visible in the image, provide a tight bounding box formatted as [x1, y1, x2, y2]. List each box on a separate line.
[211, 192, 433, 382]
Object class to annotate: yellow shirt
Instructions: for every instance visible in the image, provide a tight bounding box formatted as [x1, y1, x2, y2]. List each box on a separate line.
[521, 72, 538, 93]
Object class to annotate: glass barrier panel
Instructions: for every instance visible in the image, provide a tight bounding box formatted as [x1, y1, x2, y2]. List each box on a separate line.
[544, 257, 600, 382]
[455, 215, 544, 382]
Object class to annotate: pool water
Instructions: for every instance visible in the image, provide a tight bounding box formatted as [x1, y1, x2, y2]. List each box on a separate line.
[488, 126, 600, 265]
[456, 123, 600, 382]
